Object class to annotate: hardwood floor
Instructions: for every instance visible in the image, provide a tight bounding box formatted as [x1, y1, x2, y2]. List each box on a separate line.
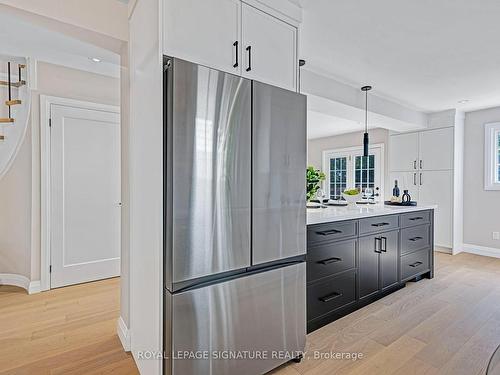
[0, 277, 139, 375]
[1, 252, 499, 375]
[272, 252, 500, 375]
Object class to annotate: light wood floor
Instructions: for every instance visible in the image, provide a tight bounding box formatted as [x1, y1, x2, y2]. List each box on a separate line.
[0, 277, 139, 374]
[273, 252, 500, 375]
[1, 252, 499, 375]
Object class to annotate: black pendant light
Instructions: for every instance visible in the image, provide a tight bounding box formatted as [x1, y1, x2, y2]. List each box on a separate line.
[361, 85, 372, 158]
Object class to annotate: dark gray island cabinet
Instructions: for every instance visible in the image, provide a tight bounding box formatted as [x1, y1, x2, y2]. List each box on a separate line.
[306, 208, 434, 333]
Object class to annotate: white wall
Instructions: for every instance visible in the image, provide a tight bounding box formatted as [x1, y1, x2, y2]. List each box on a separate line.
[308, 128, 389, 169]
[0, 127, 32, 277]
[307, 128, 390, 199]
[0, 62, 120, 281]
[129, 0, 163, 372]
[463, 107, 500, 250]
[0, 0, 128, 42]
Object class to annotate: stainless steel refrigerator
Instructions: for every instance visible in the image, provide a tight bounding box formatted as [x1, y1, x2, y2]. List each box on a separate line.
[163, 56, 306, 375]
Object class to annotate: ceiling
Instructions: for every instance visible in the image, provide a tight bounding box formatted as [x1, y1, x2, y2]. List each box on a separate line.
[0, 11, 120, 77]
[299, 0, 500, 113]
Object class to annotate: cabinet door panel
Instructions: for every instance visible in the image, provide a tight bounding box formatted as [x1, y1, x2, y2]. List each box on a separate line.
[380, 230, 399, 290]
[163, 0, 241, 75]
[389, 133, 419, 172]
[389, 172, 419, 201]
[418, 170, 452, 248]
[241, 3, 297, 91]
[419, 128, 453, 170]
[358, 235, 380, 300]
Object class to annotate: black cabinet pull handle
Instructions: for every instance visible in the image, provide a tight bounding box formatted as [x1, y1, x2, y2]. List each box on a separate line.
[317, 257, 342, 265]
[371, 222, 389, 227]
[319, 291, 343, 303]
[420, 173, 423, 185]
[316, 229, 342, 236]
[409, 236, 423, 242]
[246, 46, 252, 72]
[233, 41, 239, 68]
[420, 160, 423, 169]
[409, 261, 423, 268]
[409, 217, 424, 221]
[381, 236, 387, 252]
[413, 173, 417, 186]
[413, 160, 417, 169]
[374, 237, 382, 253]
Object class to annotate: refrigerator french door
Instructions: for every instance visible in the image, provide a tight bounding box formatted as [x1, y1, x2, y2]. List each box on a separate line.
[164, 56, 306, 375]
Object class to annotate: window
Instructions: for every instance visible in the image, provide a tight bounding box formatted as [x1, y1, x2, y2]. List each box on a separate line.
[323, 145, 384, 200]
[485, 122, 500, 190]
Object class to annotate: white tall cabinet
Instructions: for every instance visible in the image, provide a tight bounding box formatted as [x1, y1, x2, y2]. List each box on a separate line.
[163, 0, 299, 91]
[129, 1, 302, 374]
[389, 110, 464, 253]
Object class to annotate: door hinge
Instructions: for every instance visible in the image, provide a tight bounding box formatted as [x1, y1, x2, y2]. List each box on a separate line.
[49, 265, 52, 273]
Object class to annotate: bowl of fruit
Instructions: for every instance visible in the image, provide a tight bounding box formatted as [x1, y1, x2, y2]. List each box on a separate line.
[342, 188, 361, 204]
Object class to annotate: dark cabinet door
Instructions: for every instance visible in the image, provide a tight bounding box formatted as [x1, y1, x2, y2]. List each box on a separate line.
[379, 230, 399, 290]
[358, 234, 380, 300]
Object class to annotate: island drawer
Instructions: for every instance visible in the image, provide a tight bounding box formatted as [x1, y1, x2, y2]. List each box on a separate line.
[307, 270, 356, 321]
[401, 224, 431, 255]
[307, 239, 356, 283]
[401, 210, 431, 228]
[359, 215, 399, 235]
[401, 248, 430, 281]
[308, 221, 357, 244]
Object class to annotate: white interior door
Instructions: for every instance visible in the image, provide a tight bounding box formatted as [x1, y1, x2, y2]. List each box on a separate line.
[50, 104, 121, 288]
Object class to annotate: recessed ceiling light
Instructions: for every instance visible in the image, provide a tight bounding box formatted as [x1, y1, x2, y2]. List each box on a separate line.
[90, 57, 101, 63]
[457, 99, 469, 104]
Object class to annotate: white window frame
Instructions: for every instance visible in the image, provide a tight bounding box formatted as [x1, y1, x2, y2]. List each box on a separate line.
[485, 122, 500, 190]
[322, 143, 385, 199]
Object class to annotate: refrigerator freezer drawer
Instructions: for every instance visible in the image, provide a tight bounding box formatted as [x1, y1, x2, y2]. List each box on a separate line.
[166, 262, 306, 375]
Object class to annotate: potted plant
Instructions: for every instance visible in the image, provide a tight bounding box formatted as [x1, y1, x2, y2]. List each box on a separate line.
[306, 166, 326, 202]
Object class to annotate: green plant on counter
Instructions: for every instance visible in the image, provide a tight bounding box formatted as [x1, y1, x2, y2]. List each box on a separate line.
[306, 166, 326, 202]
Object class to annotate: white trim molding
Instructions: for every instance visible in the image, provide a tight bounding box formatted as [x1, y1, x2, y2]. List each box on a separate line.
[117, 316, 131, 352]
[462, 243, 500, 259]
[484, 122, 500, 190]
[29, 280, 41, 294]
[321, 143, 385, 199]
[39, 95, 120, 291]
[0, 274, 40, 294]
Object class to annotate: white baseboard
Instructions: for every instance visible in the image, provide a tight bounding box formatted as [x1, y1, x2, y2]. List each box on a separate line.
[117, 316, 131, 352]
[28, 280, 41, 294]
[434, 246, 452, 254]
[0, 274, 41, 294]
[462, 243, 500, 259]
[0, 273, 30, 292]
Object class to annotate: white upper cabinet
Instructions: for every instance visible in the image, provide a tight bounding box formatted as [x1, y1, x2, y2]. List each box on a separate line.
[241, 3, 297, 91]
[163, 0, 241, 75]
[389, 133, 419, 172]
[162, 0, 298, 91]
[418, 127, 453, 170]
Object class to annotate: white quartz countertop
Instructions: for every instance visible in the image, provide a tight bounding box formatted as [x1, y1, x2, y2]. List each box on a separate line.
[307, 204, 437, 225]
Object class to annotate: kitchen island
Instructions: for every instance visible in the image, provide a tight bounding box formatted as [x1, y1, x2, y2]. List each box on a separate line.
[306, 204, 436, 332]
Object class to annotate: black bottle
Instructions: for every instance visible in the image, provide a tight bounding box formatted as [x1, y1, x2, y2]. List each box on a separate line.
[392, 180, 400, 197]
